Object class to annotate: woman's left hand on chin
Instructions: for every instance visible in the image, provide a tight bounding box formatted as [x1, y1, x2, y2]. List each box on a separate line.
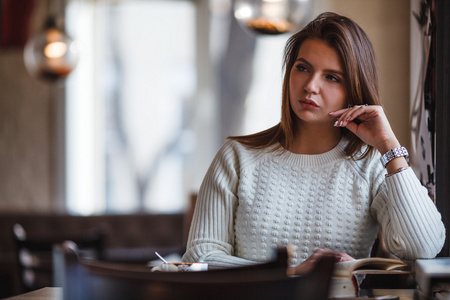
[329, 105, 400, 153]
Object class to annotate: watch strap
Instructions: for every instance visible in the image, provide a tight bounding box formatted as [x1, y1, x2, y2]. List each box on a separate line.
[380, 146, 409, 168]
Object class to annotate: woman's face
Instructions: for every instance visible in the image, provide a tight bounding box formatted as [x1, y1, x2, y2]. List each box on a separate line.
[289, 38, 347, 127]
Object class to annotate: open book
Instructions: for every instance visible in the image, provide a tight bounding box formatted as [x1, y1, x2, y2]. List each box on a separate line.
[329, 257, 410, 298]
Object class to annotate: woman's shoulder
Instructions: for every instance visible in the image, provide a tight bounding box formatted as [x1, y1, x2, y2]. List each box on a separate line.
[220, 139, 271, 156]
[215, 139, 274, 167]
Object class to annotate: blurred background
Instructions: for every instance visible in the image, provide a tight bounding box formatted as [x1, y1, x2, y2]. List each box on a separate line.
[0, 0, 425, 215]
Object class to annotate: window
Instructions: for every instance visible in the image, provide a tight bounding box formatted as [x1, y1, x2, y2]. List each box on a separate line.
[242, 36, 286, 134]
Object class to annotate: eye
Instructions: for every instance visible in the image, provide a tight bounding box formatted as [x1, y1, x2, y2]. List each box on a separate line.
[326, 74, 341, 82]
[295, 64, 308, 72]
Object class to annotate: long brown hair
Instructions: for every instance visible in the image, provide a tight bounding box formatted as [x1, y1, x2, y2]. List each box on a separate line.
[229, 12, 380, 159]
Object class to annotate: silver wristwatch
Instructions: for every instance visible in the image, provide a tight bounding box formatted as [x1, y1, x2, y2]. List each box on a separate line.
[380, 146, 409, 168]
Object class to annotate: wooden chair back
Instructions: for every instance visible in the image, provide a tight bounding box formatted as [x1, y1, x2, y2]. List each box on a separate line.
[60, 242, 336, 300]
[12, 223, 105, 293]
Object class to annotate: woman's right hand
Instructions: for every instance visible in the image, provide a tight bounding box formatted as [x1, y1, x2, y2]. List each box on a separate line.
[288, 248, 354, 275]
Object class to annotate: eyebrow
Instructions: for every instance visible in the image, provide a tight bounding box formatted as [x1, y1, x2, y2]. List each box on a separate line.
[295, 58, 345, 77]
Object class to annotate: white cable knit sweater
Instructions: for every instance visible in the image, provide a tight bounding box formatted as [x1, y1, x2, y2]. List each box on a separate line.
[182, 139, 445, 269]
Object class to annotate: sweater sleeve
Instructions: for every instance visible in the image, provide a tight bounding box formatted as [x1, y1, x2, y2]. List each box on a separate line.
[371, 167, 445, 260]
[182, 141, 260, 269]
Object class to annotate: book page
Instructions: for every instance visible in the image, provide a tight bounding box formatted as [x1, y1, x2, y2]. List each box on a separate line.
[333, 258, 408, 277]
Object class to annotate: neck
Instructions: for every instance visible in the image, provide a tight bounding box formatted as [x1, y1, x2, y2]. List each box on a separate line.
[289, 123, 342, 154]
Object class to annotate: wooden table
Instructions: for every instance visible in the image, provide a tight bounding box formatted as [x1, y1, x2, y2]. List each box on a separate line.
[4, 288, 62, 300]
[4, 287, 417, 300]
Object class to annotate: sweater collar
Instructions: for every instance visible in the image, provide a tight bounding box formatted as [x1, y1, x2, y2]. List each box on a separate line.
[270, 138, 349, 167]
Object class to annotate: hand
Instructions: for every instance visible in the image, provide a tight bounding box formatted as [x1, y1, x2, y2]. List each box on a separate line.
[329, 105, 400, 153]
[289, 248, 354, 275]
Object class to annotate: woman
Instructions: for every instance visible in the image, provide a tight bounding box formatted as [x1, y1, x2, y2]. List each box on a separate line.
[182, 12, 445, 274]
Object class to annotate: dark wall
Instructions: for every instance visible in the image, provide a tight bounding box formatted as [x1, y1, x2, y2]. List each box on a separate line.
[435, 0, 450, 257]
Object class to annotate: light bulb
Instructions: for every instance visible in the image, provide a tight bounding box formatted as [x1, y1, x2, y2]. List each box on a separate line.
[24, 17, 79, 82]
[44, 42, 68, 58]
[234, 0, 313, 36]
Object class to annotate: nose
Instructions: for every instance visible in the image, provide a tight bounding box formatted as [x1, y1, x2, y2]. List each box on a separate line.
[304, 74, 320, 94]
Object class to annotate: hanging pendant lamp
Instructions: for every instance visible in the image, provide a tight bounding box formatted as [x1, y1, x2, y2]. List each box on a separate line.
[234, 0, 313, 35]
[23, 6, 78, 82]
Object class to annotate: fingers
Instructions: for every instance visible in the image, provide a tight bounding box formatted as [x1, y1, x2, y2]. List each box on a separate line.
[292, 248, 355, 275]
[338, 252, 354, 262]
[329, 104, 369, 128]
[311, 248, 354, 262]
[306, 248, 353, 265]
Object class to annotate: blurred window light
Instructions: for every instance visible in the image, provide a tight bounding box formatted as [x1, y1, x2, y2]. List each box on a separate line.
[65, 0, 200, 215]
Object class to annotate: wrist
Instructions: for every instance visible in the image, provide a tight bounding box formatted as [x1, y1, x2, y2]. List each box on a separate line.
[376, 139, 401, 154]
[386, 166, 409, 177]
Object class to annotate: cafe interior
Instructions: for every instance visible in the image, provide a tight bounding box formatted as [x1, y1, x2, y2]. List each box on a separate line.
[0, 0, 449, 299]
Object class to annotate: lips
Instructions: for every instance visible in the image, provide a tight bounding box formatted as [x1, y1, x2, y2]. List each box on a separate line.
[299, 98, 319, 109]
